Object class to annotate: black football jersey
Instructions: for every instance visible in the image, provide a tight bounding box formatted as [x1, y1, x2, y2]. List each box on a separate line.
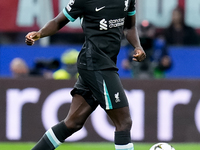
[63, 0, 136, 70]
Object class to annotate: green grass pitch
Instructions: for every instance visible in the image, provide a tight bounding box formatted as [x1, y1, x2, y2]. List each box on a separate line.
[0, 142, 199, 150]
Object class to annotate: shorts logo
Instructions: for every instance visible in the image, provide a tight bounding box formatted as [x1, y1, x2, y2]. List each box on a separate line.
[124, 0, 129, 11]
[100, 19, 108, 30]
[115, 92, 120, 103]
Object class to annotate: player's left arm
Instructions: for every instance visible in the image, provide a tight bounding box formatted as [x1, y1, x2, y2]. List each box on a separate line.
[124, 15, 146, 62]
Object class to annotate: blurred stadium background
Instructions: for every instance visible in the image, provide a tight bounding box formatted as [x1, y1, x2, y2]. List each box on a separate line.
[0, 0, 200, 150]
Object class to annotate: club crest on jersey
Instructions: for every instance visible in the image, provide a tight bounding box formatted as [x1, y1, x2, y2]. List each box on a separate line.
[67, 0, 75, 11]
[124, 0, 129, 11]
[115, 92, 120, 103]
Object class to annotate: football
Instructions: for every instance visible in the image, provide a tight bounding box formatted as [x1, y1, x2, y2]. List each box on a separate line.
[149, 143, 175, 150]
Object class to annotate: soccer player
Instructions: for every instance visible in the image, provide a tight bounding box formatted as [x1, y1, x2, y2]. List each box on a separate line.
[25, 0, 146, 150]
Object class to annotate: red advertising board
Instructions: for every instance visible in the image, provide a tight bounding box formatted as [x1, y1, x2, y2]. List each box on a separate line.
[0, 0, 19, 31]
[0, 0, 82, 32]
[0, 0, 199, 33]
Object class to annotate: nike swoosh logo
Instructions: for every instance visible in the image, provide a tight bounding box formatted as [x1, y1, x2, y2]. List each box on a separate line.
[95, 6, 105, 12]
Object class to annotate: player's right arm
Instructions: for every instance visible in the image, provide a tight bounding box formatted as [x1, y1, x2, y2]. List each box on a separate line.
[25, 12, 69, 46]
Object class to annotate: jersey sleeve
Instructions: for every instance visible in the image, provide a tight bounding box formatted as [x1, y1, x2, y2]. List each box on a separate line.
[128, 0, 136, 16]
[63, 0, 84, 22]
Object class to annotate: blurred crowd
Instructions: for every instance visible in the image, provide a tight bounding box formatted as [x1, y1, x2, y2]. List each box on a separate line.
[2, 6, 200, 79]
[10, 49, 79, 80]
[121, 6, 199, 79]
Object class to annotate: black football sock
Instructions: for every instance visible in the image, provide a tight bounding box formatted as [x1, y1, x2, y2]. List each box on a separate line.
[114, 131, 134, 150]
[32, 121, 74, 150]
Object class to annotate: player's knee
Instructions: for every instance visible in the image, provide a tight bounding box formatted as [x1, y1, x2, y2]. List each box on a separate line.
[117, 117, 132, 131]
[124, 117, 132, 131]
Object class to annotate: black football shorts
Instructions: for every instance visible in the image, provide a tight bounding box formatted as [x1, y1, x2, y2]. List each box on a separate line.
[71, 68, 129, 110]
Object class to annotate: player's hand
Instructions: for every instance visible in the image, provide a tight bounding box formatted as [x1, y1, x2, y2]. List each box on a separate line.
[132, 47, 146, 62]
[25, 31, 41, 46]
